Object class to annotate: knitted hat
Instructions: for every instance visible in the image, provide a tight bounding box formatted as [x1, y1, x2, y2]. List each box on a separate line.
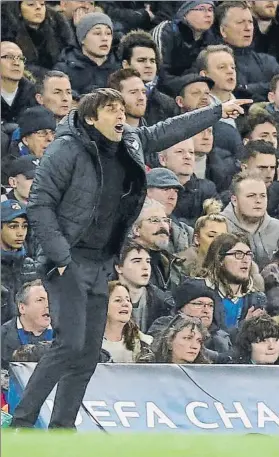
[146, 168, 183, 189]
[76, 12, 113, 46]
[176, 0, 214, 20]
[18, 107, 56, 139]
[174, 280, 216, 311]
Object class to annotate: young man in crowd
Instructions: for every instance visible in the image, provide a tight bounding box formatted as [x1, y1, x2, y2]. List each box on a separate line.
[215, 1, 279, 101]
[115, 241, 174, 333]
[158, 137, 218, 226]
[241, 111, 278, 149]
[1, 279, 52, 369]
[240, 140, 277, 189]
[192, 127, 214, 180]
[54, 13, 120, 94]
[266, 74, 279, 123]
[11, 85, 247, 428]
[1, 41, 36, 124]
[1, 200, 37, 325]
[119, 30, 178, 125]
[250, 1, 279, 63]
[146, 167, 193, 254]
[222, 171, 279, 269]
[35, 71, 72, 123]
[7, 155, 40, 205]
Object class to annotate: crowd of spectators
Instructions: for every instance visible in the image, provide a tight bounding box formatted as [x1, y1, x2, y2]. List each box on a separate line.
[1, 1, 279, 412]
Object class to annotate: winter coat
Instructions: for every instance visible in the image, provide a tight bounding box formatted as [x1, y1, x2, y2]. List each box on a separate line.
[148, 250, 187, 293]
[265, 103, 279, 125]
[54, 46, 121, 95]
[222, 203, 279, 270]
[98, 2, 153, 34]
[261, 261, 279, 317]
[145, 87, 179, 126]
[1, 252, 38, 325]
[1, 78, 36, 124]
[152, 11, 217, 95]
[1, 2, 75, 79]
[28, 104, 223, 270]
[267, 182, 279, 219]
[142, 283, 175, 332]
[231, 46, 279, 102]
[168, 216, 194, 255]
[253, 16, 279, 63]
[173, 174, 219, 227]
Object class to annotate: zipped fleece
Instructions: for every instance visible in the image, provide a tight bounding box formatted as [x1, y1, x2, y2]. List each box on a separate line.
[27, 104, 222, 269]
[222, 203, 279, 269]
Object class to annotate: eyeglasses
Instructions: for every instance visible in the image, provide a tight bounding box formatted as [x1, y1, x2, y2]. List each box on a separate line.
[224, 250, 254, 260]
[192, 6, 214, 13]
[1, 55, 26, 64]
[189, 301, 214, 309]
[144, 217, 171, 225]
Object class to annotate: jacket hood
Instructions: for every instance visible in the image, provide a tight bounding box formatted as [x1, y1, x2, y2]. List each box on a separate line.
[57, 45, 119, 69]
[222, 202, 273, 234]
[55, 110, 81, 140]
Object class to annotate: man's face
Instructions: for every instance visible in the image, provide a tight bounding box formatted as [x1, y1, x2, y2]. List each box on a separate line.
[23, 129, 55, 158]
[181, 296, 214, 329]
[251, 1, 278, 19]
[195, 220, 228, 257]
[20, 1, 46, 26]
[220, 7, 254, 48]
[221, 242, 253, 284]
[205, 51, 236, 93]
[135, 205, 171, 251]
[36, 77, 72, 119]
[176, 82, 210, 112]
[268, 80, 279, 109]
[248, 122, 278, 149]
[120, 76, 147, 120]
[245, 153, 276, 188]
[1, 217, 28, 250]
[232, 179, 267, 222]
[117, 249, 151, 288]
[159, 139, 195, 179]
[60, 1, 91, 19]
[19, 285, 51, 331]
[124, 46, 157, 83]
[185, 3, 214, 32]
[9, 174, 33, 201]
[147, 187, 178, 216]
[251, 338, 279, 365]
[193, 127, 213, 154]
[1, 42, 25, 82]
[88, 101, 126, 142]
[82, 24, 112, 58]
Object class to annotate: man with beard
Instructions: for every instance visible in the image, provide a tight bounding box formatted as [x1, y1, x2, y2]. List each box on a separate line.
[131, 198, 186, 292]
[251, 1, 279, 63]
[193, 233, 267, 331]
[221, 171, 279, 270]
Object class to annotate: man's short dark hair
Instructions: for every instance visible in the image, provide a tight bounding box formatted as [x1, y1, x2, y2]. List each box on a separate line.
[119, 30, 161, 69]
[215, 1, 251, 27]
[196, 44, 234, 72]
[270, 74, 279, 93]
[77, 88, 125, 121]
[35, 70, 70, 94]
[107, 68, 142, 92]
[240, 112, 277, 140]
[117, 241, 150, 267]
[242, 140, 277, 163]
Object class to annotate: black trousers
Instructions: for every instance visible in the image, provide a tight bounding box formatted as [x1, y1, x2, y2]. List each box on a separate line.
[12, 253, 109, 428]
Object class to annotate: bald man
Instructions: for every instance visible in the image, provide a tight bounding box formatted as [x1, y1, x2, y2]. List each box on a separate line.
[1, 41, 36, 123]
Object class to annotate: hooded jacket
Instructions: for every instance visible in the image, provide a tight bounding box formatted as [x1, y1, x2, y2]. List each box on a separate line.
[222, 203, 279, 270]
[54, 46, 121, 95]
[27, 104, 223, 270]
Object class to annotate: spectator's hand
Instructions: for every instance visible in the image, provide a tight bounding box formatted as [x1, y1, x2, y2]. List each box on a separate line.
[145, 3, 155, 20]
[221, 99, 253, 119]
[245, 306, 266, 321]
[73, 6, 90, 26]
[58, 266, 67, 276]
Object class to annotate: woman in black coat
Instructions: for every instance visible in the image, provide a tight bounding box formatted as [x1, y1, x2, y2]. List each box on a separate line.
[1, 1, 75, 79]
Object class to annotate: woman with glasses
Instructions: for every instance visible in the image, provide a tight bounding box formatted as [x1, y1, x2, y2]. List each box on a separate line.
[1, 1, 75, 78]
[102, 281, 154, 363]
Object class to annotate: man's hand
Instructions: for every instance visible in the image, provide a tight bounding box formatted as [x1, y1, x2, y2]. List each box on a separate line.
[245, 306, 266, 321]
[221, 99, 253, 119]
[58, 266, 67, 276]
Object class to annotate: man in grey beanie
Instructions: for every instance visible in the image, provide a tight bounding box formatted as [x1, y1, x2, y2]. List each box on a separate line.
[152, 1, 216, 95]
[54, 12, 121, 94]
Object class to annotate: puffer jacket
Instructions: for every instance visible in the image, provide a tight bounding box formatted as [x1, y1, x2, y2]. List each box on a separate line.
[54, 46, 121, 95]
[222, 203, 279, 270]
[145, 87, 179, 126]
[28, 104, 223, 270]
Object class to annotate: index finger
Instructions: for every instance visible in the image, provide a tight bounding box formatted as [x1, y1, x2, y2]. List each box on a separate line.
[234, 99, 253, 106]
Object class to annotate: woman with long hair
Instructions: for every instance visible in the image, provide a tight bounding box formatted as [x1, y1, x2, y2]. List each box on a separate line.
[102, 281, 153, 363]
[153, 315, 209, 364]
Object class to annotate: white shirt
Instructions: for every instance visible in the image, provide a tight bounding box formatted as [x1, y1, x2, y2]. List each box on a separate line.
[195, 154, 207, 179]
[1, 87, 18, 106]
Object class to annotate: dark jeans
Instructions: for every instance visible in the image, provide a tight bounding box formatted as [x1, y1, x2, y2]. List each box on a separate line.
[11, 253, 109, 429]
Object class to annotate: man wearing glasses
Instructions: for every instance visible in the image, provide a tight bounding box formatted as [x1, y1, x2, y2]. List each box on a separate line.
[1, 42, 36, 124]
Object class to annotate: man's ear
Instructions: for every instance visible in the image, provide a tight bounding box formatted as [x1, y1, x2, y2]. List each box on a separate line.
[175, 96, 184, 109]
[220, 24, 227, 39]
[200, 70, 207, 77]
[231, 194, 237, 208]
[22, 136, 29, 147]
[18, 302, 25, 316]
[132, 224, 140, 237]
[158, 153, 166, 167]
[268, 91, 275, 103]
[35, 93, 44, 106]
[85, 116, 96, 126]
[122, 60, 130, 69]
[8, 177, 17, 188]
[240, 162, 247, 171]
[115, 264, 122, 276]
[243, 137, 249, 146]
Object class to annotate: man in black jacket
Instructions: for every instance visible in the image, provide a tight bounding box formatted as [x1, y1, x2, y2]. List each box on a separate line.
[11, 86, 250, 429]
[251, 1, 279, 63]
